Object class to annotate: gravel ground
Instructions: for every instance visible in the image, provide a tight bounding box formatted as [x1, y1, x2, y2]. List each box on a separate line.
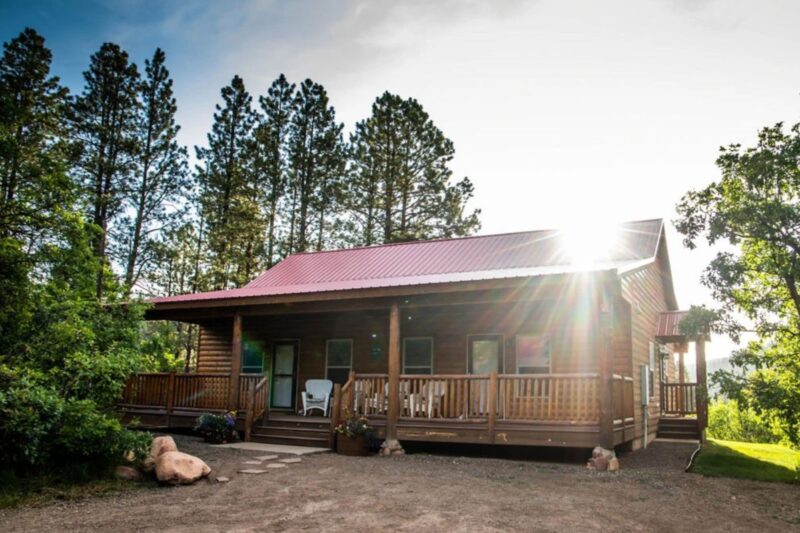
[0, 435, 797, 532]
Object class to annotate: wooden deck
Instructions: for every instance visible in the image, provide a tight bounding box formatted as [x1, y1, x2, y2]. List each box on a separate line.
[118, 370, 636, 448]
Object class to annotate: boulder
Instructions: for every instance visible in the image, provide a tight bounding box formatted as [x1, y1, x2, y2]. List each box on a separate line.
[142, 436, 179, 473]
[593, 454, 609, 471]
[151, 435, 178, 457]
[115, 465, 142, 481]
[592, 446, 614, 461]
[155, 451, 211, 485]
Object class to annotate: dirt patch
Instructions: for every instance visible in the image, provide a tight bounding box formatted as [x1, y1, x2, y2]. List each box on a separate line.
[0, 435, 797, 532]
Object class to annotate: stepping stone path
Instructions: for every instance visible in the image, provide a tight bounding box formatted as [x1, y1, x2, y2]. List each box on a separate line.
[232, 455, 302, 476]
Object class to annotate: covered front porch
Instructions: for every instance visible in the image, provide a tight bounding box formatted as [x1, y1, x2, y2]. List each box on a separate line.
[120, 274, 637, 449]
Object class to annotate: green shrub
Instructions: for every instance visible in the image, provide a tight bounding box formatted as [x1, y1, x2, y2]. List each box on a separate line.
[708, 397, 790, 446]
[0, 363, 151, 480]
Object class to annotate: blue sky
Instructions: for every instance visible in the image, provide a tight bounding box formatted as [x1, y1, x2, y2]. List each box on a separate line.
[3, 0, 800, 362]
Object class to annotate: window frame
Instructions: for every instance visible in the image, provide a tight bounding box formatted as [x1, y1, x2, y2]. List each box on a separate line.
[514, 334, 551, 375]
[325, 338, 353, 382]
[466, 333, 505, 374]
[402, 337, 434, 375]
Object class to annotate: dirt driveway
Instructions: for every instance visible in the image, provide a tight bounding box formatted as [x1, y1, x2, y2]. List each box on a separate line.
[1, 435, 797, 532]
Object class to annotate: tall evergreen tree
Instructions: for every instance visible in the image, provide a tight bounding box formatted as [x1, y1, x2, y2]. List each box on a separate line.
[72, 42, 140, 297]
[284, 79, 345, 254]
[196, 75, 258, 289]
[0, 28, 72, 245]
[348, 92, 480, 244]
[253, 74, 294, 266]
[116, 48, 189, 294]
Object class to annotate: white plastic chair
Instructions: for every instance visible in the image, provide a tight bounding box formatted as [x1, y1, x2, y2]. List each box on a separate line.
[301, 379, 333, 416]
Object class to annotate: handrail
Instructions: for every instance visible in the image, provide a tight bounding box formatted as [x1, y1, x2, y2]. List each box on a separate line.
[245, 376, 269, 441]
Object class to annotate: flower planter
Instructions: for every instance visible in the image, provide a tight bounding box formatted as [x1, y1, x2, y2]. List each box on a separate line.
[336, 435, 369, 456]
[203, 428, 237, 444]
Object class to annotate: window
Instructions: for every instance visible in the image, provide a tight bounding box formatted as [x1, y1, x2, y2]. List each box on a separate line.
[516, 335, 550, 374]
[403, 337, 433, 374]
[242, 340, 265, 374]
[326, 339, 352, 385]
[468, 335, 503, 374]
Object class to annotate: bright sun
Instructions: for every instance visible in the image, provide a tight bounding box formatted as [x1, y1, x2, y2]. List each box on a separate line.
[558, 222, 620, 267]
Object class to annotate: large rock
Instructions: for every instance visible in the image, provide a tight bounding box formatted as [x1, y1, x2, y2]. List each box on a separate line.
[155, 451, 211, 485]
[115, 465, 142, 481]
[142, 436, 179, 472]
[151, 436, 178, 457]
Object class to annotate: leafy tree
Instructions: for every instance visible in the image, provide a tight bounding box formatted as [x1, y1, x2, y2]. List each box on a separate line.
[0, 29, 73, 350]
[0, 28, 72, 246]
[72, 42, 140, 298]
[253, 74, 295, 266]
[117, 48, 189, 294]
[347, 92, 480, 245]
[196, 75, 260, 288]
[675, 121, 800, 444]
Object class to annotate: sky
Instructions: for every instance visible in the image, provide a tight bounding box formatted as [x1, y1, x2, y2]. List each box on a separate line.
[3, 0, 800, 362]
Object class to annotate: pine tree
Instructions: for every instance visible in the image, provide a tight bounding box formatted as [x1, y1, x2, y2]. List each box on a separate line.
[348, 92, 480, 244]
[72, 42, 140, 297]
[253, 74, 295, 267]
[0, 28, 72, 245]
[196, 75, 259, 289]
[116, 48, 189, 294]
[284, 79, 345, 254]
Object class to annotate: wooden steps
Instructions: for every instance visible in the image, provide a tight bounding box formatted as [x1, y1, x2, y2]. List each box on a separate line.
[250, 415, 331, 448]
[657, 417, 699, 440]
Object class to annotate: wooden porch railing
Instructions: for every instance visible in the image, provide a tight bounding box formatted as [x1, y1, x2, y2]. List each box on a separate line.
[661, 382, 697, 415]
[611, 374, 635, 423]
[499, 374, 600, 423]
[120, 372, 267, 413]
[345, 372, 605, 424]
[120, 373, 171, 407]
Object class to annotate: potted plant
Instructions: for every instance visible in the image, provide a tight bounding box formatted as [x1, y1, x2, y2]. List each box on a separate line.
[333, 410, 374, 456]
[195, 411, 238, 444]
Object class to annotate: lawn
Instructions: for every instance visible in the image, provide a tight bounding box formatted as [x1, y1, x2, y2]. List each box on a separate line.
[692, 438, 800, 484]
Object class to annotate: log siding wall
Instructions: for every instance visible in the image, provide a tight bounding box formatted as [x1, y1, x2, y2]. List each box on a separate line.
[195, 297, 604, 410]
[620, 252, 672, 447]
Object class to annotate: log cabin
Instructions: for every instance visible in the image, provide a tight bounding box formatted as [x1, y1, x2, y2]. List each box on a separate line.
[120, 218, 706, 452]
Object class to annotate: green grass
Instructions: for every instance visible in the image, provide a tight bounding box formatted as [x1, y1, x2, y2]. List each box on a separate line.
[691, 438, 800, 484]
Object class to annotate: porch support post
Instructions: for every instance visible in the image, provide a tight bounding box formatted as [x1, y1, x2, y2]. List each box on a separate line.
[228, 312, 243, 411]
[381, 302, 404, 456]
[598, 293, 615, 450]
[695, 335, 708, 442]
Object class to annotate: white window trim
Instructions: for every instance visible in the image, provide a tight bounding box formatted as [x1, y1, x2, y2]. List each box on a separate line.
[403, 337, 434, 374]
[466, 333, 505, 374]
[514, 334, 551, 374]
[325, 338, 353, 379]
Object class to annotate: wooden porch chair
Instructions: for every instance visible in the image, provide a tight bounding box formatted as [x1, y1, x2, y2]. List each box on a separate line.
[301, 379, 333, 416]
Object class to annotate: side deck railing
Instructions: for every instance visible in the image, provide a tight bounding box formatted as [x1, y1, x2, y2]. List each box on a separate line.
[661, 382, 698, 415]
[120, 372, 266, 412]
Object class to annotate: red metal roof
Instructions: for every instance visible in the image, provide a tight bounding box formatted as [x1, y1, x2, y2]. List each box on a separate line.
[655, 310, 690, 341]
[151, 219, 665, 305]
